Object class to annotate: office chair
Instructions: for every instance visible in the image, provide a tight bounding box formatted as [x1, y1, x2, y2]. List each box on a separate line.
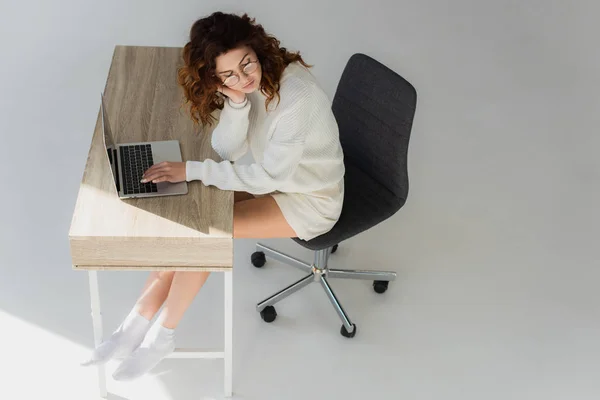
[251, 53, 417, 338]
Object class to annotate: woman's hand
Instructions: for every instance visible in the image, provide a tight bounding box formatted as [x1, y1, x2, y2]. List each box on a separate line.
[217, 85, 246, 104]
[141, 161, 186, 183]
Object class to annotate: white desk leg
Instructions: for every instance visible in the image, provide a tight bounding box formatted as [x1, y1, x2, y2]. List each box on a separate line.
[224, 270, 233, 397]
[88, 271, 108, 398]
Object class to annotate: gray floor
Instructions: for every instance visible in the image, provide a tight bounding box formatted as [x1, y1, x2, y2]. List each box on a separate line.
[1, 1, 599, 399]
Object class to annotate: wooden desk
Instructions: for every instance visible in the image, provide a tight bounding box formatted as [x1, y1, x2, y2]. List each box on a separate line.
[69, 45, 234, 398]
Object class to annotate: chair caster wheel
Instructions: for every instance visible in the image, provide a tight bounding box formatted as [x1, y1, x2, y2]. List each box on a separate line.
[340, 324, 357, 338]
[331, 244, 339, 254]
[260, 306, 277, 323]
[251, 251, 266, 268]
[373, 280, 389, 294]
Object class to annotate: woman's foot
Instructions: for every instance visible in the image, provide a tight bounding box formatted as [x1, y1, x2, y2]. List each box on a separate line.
[112, 322, 175, 381]
[80, 310, 151, 366]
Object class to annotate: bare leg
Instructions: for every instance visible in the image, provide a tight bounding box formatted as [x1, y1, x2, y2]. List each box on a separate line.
[133, 271, 176, 321]
[155, 271, 211, 329]
[233, 195, 297, 238]
[137, 194, 293, 327]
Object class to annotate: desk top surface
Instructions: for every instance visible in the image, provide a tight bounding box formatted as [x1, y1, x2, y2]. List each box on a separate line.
[68, 46, 232, 269]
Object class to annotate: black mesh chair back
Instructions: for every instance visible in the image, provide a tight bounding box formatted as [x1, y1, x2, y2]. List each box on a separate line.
[293, 53, 418, 250]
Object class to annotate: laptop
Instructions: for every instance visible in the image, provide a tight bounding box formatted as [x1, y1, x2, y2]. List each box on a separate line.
[100, 92, 188, 199]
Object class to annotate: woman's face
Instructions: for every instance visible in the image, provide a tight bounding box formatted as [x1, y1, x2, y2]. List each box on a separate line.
[214, 45, 262, 94]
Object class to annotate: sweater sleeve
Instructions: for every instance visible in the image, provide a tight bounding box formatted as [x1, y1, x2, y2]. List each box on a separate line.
[210, 97, 250, 162]
[186, 88, 313, 194]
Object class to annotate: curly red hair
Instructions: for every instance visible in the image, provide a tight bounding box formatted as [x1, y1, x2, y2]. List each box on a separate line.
[177, 12, 312, 127]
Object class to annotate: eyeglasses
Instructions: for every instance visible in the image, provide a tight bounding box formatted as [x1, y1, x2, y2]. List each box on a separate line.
[220, 60, 259, 87]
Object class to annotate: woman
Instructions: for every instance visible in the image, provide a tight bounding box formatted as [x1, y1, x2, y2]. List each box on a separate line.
[82, 11, 345, 380]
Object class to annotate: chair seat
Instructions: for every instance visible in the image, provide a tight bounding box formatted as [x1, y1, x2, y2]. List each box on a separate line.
[292, 163, 406, 250]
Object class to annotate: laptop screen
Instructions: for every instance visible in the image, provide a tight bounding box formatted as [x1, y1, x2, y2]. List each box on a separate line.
[100, 93, 116, 149]
[100, 93, 120, 193]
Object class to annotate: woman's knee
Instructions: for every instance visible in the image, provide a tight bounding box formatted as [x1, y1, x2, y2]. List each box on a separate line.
[154, 271, 175, 282]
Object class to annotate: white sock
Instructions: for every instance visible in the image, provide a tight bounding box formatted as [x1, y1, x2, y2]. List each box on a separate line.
[80, 309, 151, 367]
[112, 321, 176, 381]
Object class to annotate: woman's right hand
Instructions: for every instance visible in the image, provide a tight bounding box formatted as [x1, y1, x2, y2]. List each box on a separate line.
[217, 85, 246, 104]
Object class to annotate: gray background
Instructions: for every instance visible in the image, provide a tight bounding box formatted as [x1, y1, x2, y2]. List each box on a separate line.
[0, 0, 598, 399]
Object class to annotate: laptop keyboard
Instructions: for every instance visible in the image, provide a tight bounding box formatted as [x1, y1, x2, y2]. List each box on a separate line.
[120, 144, 159, 195]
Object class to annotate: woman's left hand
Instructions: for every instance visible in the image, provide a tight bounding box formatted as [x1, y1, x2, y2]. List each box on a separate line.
[141, 161, 186, 183]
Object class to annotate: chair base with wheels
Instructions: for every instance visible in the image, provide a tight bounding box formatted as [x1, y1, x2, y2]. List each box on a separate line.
[251, 242, 396, 338]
